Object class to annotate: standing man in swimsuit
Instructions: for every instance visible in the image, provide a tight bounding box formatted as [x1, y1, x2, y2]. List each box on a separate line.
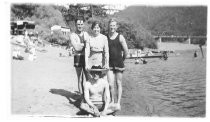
[107, 19, 128, 110]
[70, 16, 89, 95]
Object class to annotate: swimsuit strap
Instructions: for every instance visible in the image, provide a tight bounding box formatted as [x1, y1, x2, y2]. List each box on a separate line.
[76, 32, 86, 52]
[76, 32, 85, 43]
[108, 33, 119, 40]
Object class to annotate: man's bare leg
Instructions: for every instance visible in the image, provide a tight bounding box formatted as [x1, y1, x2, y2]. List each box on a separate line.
[115, 71, 123, 110]
[75, 67, 83, 94]
[82, 67, 89, 84]
[80, 102, 95, 115]
[107, 70, 115, 104]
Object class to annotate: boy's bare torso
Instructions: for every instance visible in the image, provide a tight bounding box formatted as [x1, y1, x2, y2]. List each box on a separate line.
[87, 79, 107, 102]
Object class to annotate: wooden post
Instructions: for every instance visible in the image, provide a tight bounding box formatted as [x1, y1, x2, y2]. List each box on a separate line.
[199, 45, 204, 58]
[159, 37, 162, 43]
[187, 37, 191, 44]
[90, 5, 93, 17]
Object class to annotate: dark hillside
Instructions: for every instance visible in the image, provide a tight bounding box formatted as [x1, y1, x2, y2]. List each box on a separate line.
[115, 6, 207, 36]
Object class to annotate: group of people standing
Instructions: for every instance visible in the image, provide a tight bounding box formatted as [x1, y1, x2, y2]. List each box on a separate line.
[12, 31, 37, 61]
[70, 16, 128, 117]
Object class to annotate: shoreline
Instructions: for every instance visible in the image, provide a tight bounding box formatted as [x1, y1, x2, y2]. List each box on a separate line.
[157, 42, 206, 51]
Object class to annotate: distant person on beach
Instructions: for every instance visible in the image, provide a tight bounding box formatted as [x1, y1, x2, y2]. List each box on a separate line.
[85, 21, 109, 71]
[141, 58, 147, 64]
[107, 18, 128, 110]
[28, 38, 37, 61]
[68, 46, 73, 56]
[135, 58, 140, 64]
[70, 16, 89, 95]
[24, 29, 28, 38]
[162, 51, 168, 60]
[146, 50, 154, 56]
[136, 49, 147, 64]
[80, 65, 118, 117]
[12, 47, 24, 60]
[137, 49, 141, 57]
[24, 34, 30, 52]
[194, 50, 198, 58]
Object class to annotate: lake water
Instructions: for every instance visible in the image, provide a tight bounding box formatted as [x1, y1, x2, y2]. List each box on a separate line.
[119, 49, 206, 117]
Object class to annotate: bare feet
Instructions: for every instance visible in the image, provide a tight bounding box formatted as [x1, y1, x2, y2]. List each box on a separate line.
[88, 114, 93, 117]
[109, 103, 121, 112]
[92, 107, 100, 117]
[115, 103, 121, 111]
[109, 102, 115, 107]
[100, 111, 107, 116]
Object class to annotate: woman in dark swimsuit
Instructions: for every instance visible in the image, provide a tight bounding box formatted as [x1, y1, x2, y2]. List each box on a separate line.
[107, 19, 128, 110]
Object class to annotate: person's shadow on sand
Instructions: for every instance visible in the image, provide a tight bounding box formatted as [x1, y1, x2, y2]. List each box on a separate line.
[49, 89, 88, 116]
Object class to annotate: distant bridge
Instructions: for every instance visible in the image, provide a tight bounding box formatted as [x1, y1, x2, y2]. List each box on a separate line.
[153, 35, 207, 44]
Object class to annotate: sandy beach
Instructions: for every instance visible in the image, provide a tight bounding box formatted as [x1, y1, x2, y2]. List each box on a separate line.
[11, 41, 206, 117]
[12, 45, 81, 116]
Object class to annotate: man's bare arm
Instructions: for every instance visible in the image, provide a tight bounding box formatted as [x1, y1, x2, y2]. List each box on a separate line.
[119, 35, 128, 60]
[85, 39, 90, 69]
[104, 37, 109, 68]
[70, 34, 85, 52]
[84, 83, 97, 109]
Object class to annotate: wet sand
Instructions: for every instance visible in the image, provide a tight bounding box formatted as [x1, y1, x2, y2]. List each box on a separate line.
[11, 42, 206, 117]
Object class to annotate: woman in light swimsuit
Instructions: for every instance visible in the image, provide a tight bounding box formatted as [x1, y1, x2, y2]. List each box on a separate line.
[85, 21, 109, 71]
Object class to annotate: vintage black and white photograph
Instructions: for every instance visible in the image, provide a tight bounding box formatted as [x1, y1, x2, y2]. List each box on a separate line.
[8, 0, 207, 118]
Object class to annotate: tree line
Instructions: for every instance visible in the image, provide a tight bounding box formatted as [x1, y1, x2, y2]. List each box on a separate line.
[11, 4, 206, 49]
[11, 3, 159, 49]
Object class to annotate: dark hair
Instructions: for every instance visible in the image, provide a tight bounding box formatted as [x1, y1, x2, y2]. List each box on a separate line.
[90, 65, 103, 77]
[91, 65, 103, 69]
[91, 21, 102, 30]
[74, 16, 85, 23]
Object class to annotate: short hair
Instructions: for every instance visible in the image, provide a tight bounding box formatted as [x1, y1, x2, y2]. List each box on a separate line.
[74, 16, 85, 23]
[91, 21, 102, 30]
[108, 18, 118, 25]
